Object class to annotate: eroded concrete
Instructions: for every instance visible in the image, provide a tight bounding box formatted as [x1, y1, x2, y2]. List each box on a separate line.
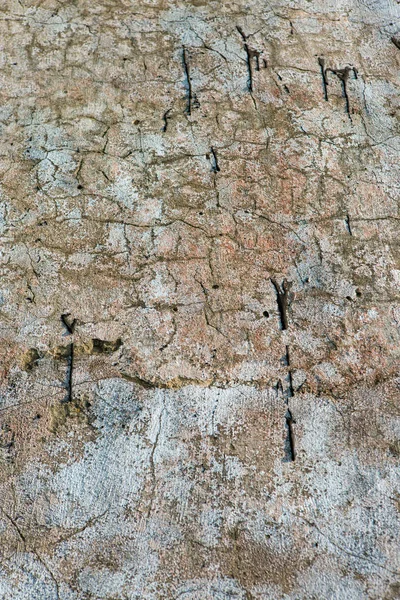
[0, 0, 399, 598]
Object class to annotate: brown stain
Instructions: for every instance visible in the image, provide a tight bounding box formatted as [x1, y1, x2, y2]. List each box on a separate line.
[49, 394, 93, 434]
[162, 529, 314, 595]
[77, 338, 123, 356]
[20, 338, 123, 371]
[388, 440, 400, 458]
[120, 372, 214, 389]
[385, 582, 400, 600]
[19, 347, 41, 371]
[219, 531, 313, 592]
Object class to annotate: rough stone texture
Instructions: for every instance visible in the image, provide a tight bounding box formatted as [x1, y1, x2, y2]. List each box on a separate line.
[0, 0, 399, 598]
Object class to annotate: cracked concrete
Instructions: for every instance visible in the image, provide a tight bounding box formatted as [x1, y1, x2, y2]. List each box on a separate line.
[0, 0, 399, 598]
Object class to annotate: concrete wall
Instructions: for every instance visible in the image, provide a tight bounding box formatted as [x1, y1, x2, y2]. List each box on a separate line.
[0, 0, 399, 598]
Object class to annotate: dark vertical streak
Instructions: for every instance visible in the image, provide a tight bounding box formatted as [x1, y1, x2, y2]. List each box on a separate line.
[210, 146, 220, 172]
[276, 379, 284, 395]
[318, 57, 329, 101]
[236, 26, 254, 92]
[182, 46, 192, 115]
[327, 66, 352, 119]
[277, 377, 296, 463]
[391, 36, 400, 50]
[252, 49, 261, 71]
[284, 345, 295, 460]
[285, 409, 296, 461]
[61, 313, 74, 334]
[64, 343, 74, 403]
[345, 214, 352, 235]
[322, 64, 358, 117]
[285, 345, 294, 398]
[271, 279, 289, 330]
[162, 109, 171, 132]
[61, 314, 76, 403]
[340, 73, 351, 116]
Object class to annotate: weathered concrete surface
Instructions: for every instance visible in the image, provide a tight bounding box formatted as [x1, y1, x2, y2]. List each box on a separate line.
[0, 0, 399, 598]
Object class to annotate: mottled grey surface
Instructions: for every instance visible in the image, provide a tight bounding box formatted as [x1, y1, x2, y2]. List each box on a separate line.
[0, 0, 399, 598]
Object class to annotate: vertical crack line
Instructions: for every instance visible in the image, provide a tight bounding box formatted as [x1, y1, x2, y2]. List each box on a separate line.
[285, 345, 294, 398]
[327, 66, 354, 120]
[285, 346, 296, 461]
[236, 26, 254, 93]
[285, 409, 296, 462]
[61, 314, 76, 403]
[276, 378, 296, 463]
[162, 108, 171, 132]
[345, 214, 352, 235]
[270, 278, 289, 330]
[318, 57, 328, 101]
[64, 342, 74, 404]
[182, 46, 192, 115]
[250, 47, 261, 72]
[210, 146, 220, 172]
[339, 69, 351, 118]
